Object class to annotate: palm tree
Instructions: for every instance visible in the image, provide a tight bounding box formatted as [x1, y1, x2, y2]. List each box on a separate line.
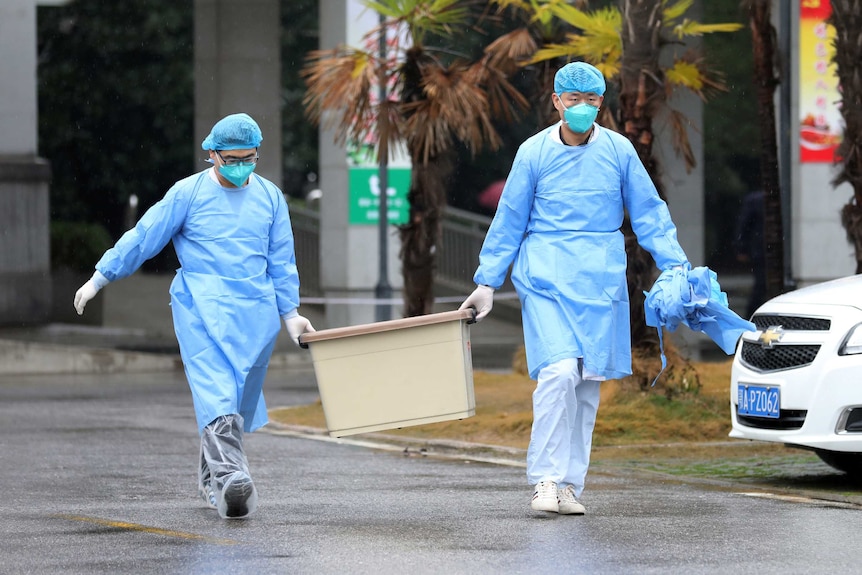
[492, 0, 742, 353]
[829, 2, 862, 273]
[302, 0, 528, 317]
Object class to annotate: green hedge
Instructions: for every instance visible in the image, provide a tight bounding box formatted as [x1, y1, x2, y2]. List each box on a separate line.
[50, 221, 113, 273]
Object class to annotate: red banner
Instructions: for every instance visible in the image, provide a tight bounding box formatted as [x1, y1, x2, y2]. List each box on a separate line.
[799, 1, 843, 163]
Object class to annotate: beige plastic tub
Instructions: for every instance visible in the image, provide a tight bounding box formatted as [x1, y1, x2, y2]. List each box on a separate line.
[299, 309, 476, 437]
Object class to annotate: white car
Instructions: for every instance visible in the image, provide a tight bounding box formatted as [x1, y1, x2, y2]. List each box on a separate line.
[730, 274, 862, 476]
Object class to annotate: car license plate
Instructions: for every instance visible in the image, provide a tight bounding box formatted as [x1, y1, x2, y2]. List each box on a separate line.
[738, 384, 780, 418]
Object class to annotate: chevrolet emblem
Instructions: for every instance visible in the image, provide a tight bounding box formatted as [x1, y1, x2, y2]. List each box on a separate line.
[757, 325, 784, 349]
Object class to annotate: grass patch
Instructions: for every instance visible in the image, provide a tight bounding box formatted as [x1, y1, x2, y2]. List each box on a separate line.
[268, 359, 737, 451]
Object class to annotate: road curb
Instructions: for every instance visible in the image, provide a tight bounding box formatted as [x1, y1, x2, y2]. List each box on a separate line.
[0, 339, 181, 375]
[263, 422, 862, 509]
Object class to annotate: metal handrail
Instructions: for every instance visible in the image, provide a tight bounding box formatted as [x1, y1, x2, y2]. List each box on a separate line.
[289, 201, 519, 316]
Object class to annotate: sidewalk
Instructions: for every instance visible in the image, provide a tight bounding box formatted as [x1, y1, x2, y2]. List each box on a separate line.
[0, 273, 524, 375]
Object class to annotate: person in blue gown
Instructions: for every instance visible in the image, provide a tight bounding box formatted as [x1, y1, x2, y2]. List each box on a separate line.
[460, 62, 691, 516]
[74, 113, 315, 519]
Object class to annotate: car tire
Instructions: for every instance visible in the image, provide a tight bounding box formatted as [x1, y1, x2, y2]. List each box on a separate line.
[815, 450, 862, 477]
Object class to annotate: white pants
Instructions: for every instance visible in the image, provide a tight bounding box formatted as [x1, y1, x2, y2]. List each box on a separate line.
[526, 358, 601, 497]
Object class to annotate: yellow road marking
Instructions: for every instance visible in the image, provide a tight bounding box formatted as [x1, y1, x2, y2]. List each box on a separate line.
[53, 514, 240, 545]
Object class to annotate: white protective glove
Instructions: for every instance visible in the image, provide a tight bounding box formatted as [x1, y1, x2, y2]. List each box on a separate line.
[459, 285, 494, 322]
[283, 310, 316, 346]
[73, 271, 110, 315]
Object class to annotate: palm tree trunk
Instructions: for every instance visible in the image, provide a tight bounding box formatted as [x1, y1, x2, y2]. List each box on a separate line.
[399, 152, 453, 317]
[748, 0, 785, 297]
[829, 1, 862, 273]
[397, 47, 454, 317]
[618, 0, 666, 351]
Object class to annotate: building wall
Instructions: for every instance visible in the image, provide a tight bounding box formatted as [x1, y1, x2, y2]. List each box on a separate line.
[0, 0, 51, 325]
[789, 1, 856, 287]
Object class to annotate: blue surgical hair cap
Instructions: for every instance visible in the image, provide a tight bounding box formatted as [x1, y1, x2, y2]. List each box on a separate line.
[201, 113, 263, 150]
[554, 62, 606, 96]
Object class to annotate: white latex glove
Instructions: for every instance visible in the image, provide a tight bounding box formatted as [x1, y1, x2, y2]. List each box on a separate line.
[74, 271, 109, 315]
[459, 285, 494, 322]
[283, 312, 316, 346]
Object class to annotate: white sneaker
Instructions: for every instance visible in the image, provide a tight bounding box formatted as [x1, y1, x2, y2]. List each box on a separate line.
[557, 485, 585, 515]
[531, 480, 559, 512]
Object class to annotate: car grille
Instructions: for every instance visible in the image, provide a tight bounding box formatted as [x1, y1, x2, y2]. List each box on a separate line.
[736, 408, 807, 430]
[740, 341, 820, 372]
[752, 314, 831, 331]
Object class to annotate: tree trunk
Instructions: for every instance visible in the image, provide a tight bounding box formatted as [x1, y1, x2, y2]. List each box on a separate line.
[399, 152, 453, 317]
[748, 0, 785, 297]
[398, 46, 448, 318]
[829, 1, 862, 273]
[617, 0, 666, 351]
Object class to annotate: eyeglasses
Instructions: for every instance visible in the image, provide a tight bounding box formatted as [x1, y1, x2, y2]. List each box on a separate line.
[216, 151, 259, 166]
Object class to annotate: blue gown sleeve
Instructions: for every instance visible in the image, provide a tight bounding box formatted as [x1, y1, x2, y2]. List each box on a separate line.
[266, 189, 301, 316]
[618, 139, 689, 271]
[474, 151, 535, 288]
[95, 183, 192, 282]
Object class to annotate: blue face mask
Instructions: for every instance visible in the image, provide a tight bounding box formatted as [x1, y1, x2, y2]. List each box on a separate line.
[218, 163, 256, 187]
[563, 103, 599, 134]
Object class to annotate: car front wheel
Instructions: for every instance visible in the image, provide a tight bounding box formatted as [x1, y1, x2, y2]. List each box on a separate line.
[815, 450, 862, 477]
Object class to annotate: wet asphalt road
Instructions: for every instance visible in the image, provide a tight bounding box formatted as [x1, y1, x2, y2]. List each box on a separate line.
[2, 368, 861, 575]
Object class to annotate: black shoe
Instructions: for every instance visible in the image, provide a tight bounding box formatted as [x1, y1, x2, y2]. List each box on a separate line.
[219, 473, 257, 519]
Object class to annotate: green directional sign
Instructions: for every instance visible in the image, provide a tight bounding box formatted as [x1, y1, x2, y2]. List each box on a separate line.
[348, 167, 410, 225]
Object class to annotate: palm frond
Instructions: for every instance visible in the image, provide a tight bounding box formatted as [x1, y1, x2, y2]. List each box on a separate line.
[543, 1, 589, 29]
[301, 47, 380, 147]
[403, 64, 503, 163]
[484, 27, 538, 70]
[662, 0, 694, 24]
[364, 0, 471, 44]
[666, 108, 697, 172]
[490, 0, 532, 11]
[527, 43, 584, 64]
[672, 19, 744, 39]
[526, 0, 568, 29]
[527, 33, 620, 80]
[528, 4, 621, 71]
[665, 60, 704, 94]
[465, 56, 530, 123]
[665, 54, 729, 100]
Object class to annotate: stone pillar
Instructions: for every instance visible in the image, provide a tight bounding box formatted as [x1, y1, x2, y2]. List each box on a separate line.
[194, 0, 282, 184]
[0, 0, 52, 326]
[317, 0, 404, 328]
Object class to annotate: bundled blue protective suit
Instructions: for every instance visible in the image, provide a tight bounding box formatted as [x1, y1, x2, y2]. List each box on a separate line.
[96, 170, 299, 433]
[474, 124, 688, 380]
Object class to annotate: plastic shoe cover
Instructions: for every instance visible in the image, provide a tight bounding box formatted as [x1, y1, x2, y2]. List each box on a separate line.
[217, 471, 258, 519]
[199, 480, 217, 510]
[531, 480, 559, 513]
[557, 485, 585, 515]
[198, 447, 217, 509]
[200, 414, 258, 518]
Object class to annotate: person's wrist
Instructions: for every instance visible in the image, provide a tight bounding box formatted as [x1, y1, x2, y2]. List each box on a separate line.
[91, 271, 110, 289]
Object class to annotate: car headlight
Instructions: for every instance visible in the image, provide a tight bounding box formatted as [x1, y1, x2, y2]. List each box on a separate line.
[839, 322, 862, 355]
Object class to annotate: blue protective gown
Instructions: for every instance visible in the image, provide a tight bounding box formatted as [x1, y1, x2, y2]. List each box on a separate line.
[474, 124, 688, 380]
[96, 169, 300, 433]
